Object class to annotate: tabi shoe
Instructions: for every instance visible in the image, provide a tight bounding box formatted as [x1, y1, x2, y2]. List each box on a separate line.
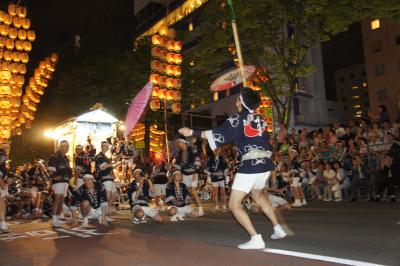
[238, 234, 265, 250]
[177, 214, 185, 221]
[291, 199, 302, 207]
[106, 216, 114, 222]
[198, 207, 205, 216]
[271, 224, 288, 240]
[131, 217, 140, 225]
[301, 199, 307, 206]
[170, 215, 178, 222]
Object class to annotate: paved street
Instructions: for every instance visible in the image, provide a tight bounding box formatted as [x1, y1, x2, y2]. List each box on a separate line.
[0, 201, 398, 266]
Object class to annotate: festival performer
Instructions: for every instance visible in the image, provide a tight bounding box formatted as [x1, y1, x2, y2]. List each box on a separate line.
[179, 87, 287, 249]
[128, 168, 162, 224]
[94, 141, 116, 220]
[165, 169, 199, 221]
[0, 149, 9, 233]
[74, 145, 91, 189]
[71, 173, 108, 227]
[48, 140, 73, 227]
[174, 139, 204, 216]
[205, 147, 228, 212]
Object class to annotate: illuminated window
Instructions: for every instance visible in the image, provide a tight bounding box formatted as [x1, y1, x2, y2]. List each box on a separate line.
[371, 19, 380, 30]
[353, 105, 361, 109]
[352, 86, 359, 89]
[362, 82, 367, 87]
[188, 22, 193, 31]
[352, 95, 360, 99]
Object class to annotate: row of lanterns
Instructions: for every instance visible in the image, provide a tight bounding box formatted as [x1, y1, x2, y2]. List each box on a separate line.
[257, 95, 273, 133]
[0, 3, 36, 146]
[130, 123, 145, 149]
[149, 26, 183, 114]
[149, 124, 165, 153]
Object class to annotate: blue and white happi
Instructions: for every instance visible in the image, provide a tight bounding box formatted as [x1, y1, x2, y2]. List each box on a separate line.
[205, 109, 274, 174]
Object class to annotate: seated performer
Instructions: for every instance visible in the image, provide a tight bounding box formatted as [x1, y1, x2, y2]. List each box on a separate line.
[165, 169, 199, 221]
[71, 174, 108, 227]
[128, 168, 162, 224]
[179, 87, 287, 249]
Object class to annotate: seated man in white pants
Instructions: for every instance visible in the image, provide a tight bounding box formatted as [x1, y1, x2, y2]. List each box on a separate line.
[165, 170, 199, 221]
[71, 174, 108, 227]
[128, 168, 162, 224]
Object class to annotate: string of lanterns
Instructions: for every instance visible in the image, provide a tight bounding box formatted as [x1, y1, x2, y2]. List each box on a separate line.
[130, 123, 145, 149]
[0, 3, 58, 152]
[257, 95, 273, 133]
[149, 26, 183, 114]
[149, 124, 165, 153]
[0, 3, 36, 149]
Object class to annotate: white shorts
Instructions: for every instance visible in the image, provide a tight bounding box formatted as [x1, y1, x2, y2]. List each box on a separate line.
[102, 180, 117, 193]
[131, 205, 159, 219]
[88, 207, 103, 223]
[291, 177, 301, 187]
[169, 205, 193, 216]
[232, 172, 271, 193]
[268, 194, 288, 209]
[52, 183, 69, 196]
[122, 158, 135, 169]
[76, 178, 84, 189]
[154, 184, 167, 196]
[212, 180, 225, 188]
[183, 174, 198, 188]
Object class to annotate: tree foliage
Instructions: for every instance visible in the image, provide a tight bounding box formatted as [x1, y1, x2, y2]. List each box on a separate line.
[181, 0, 400, 125]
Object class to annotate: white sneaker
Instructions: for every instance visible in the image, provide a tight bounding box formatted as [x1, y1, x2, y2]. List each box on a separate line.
[301, 199, 307, 206]
[106, 217, 114, 222]
[238, 234, 265, 250]
[198, 207, 205, 217]
[291, 200, 302, 207]
[271, 225, 287, 240]
[131, 218, 140, 225]
[177, 214, 185, 221]
[170, 215, 178, 222]
[221, 206, 228, 212]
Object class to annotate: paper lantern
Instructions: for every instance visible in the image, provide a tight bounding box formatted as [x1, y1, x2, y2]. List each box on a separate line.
[166, 53, 175, 64]
[15, 127, 22, 135]
[0, 85, 11, 95]
[27, 30, 35, 41]
[0, 128, 11, 139]
[173, 91, 182, 101]
[150, 100, 161, 111]
[152, 87, 159, 98]
[8, 4, 17, 16]
[12, 17, 21, 28]
[165, 65, 174, 76]
[20, 52, 28, 63]
[173, 41, 182, 52]
[165, 90, 173, 101]
[0, 49, 3, 60]
[11, 86, 21, 97]
[8, 28, 17, 39]
[9, 63, 18, 74]
[0, 70, 10, 82]
[150, 74, 159, 84]
[17, 6, 27, 18]
[165, 78, 174, 88]
[151, 35, 162, 46]
[173, 66, 181, 76]
[12, 52, 21, 63]
[0, 11, 5, 23]
[18, 115, 25, 124]
[17, 64, 26, 74]
[0, 25, 8, 37]
[167, 28, 176, 39]
[159, 26, 168, 37]
[3, 14, 12, 26]
[15, 40, 23, 51]
[173, 54, 183, 64]
[173, 79, 182, 89]
[15, 75, 24, 85]
[171, 103, 181, 113]
[158, 89, 166, 100]
[21, 18, 30, 30]
[0, 38, 5, 48]
[166, 40, 175, 51]
[151, 47, 162, 58]
[5, 39, 14, 50]
[3, 51, 12, 61]
[17, 30, 26, 40]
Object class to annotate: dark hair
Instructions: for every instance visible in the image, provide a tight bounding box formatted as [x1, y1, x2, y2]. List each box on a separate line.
[60, 140, 68, 144]
[379, 105, 387, 112]
[240, 87, 261, 110]
[101, 141, 109, 145]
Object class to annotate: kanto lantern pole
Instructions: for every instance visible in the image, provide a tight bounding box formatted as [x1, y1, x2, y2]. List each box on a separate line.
[163, 100, 170, 163]
[227, 0, 247, 87]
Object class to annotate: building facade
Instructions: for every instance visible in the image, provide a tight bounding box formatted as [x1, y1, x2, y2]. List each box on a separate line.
[361, 17, 400, 121]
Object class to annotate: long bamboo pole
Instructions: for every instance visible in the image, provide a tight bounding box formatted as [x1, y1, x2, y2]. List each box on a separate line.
[163, 100, 170, 163]
[227, 0, 246, 87]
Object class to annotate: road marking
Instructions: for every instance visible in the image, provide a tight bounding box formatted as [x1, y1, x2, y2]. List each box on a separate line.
[263, 249, 385, 266]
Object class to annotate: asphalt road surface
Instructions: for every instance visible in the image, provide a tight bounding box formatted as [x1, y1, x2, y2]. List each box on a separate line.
[0, 201, 398, 266]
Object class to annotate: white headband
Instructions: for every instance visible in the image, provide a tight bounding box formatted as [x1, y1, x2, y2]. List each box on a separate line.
[83, 174, 94, 180]
[172, 170, 181, 176]
[239, 94, 254, 113]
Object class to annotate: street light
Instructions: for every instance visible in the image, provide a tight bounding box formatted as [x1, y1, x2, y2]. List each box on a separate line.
[44, 129, 54, 139]
[119, 124, 125, 131]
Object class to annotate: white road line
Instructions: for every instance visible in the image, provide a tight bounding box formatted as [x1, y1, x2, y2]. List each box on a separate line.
[263, 248, 385, 266]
